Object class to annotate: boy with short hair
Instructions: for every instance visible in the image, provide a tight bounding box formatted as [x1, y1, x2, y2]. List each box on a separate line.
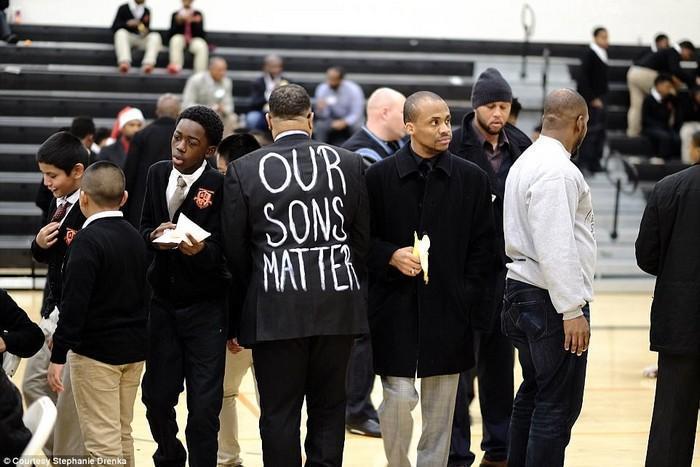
[47, 161, 148, 467]
[23, 131, 87, 456]
[140, 105, 230, 467]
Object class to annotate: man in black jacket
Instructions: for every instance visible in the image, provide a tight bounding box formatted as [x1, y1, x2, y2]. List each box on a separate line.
[636, 161, 700, 467]
[246, 54, 287, 131]
[222, 84, 369, 466]
[627, 40, 698, 136]
[576, 27, 609, 173]
[140, 105, 229, 467]
[642, 74, 681, 160]
[448, 68, 530, 467]
[47, 161, 148, 467]
[123, 94, 181, 227]
[367, 91, 494, 466]
[112, 0, 162, 74]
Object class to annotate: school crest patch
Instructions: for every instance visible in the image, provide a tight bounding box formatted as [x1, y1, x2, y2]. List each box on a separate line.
[65, 228, 78, 246]
[194, 188, 214, 209]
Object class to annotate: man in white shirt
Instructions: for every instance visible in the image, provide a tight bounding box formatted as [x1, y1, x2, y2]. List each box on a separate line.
[502, 88, 596, 467]
[182, 57, 237, 134]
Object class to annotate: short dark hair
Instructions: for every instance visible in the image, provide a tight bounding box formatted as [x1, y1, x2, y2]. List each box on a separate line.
[679, 40, 695, 52]
[328, 66, 345, 79]
[593, 27, 607, 38]
[176, 105, 224, 147]
[94, 128, 111, 145]
[654, 73, 674, 86]
[655, 33, 668, 44]
[217, 133, 261, 163]
[510, 97, 522, 119]
[36, 131, 88, 174]
[403, 91, 445, 123]
[81, 161, 125, 207]
[269, 84, 311, 119]
[70, 116, 96, 140]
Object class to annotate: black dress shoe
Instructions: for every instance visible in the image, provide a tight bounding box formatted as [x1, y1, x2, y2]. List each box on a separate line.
[345, 418, 382, 438]
[3, 33, 18, 44]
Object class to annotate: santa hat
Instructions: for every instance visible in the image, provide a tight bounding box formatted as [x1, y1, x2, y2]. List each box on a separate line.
[110, 106, 145, 139]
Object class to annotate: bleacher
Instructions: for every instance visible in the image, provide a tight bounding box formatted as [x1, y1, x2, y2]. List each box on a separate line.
[0, 24, 661, 289]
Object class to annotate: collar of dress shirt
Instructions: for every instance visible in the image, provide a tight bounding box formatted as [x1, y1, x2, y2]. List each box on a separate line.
[83, 210, 123, 229]
[274, 130, 310, 141]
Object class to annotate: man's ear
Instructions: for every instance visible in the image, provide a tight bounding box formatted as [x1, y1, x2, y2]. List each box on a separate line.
[205, 145, 217, 157]
[308, 111, 315, 133]
[120, 191, 129, 209]
[79, 191, 89, 210]
[266, 113, 273, 131]
[71, 163, 85, 179]
[405, 122, 415, 136]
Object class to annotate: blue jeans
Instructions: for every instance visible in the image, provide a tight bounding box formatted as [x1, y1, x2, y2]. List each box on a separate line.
[501, 279, 588, 467]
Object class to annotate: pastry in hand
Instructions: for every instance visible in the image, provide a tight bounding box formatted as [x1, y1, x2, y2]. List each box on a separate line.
[412, 232, 431, 284]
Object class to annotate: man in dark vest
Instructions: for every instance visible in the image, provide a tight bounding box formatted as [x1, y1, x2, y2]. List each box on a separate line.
[222, 83, 370, 466]
[340, 86, 406, 438]
[448, 67, 531, 467]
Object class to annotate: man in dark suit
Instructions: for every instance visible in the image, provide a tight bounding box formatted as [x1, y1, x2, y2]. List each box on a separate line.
[636, 161, 700, 467]
[246, 54, 287, 131]
[366, 91, 494, 466]
[123, 94, 181, 227]
[642, 74, 681, 159]
[448, 68, 531, 467]
[222, 83, 369, 466]
[576, 27, 609, 173]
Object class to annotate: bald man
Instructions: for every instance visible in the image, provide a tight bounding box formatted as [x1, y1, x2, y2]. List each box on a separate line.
[502, 89, 596, 467]
[366, 91, 494, 466]
[182, 57, 237, 133]
[343, 87, 407, 168]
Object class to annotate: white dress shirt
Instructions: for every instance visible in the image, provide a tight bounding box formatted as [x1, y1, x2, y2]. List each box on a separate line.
[83, 211, 124, 228]
[166, 160, 207, 207]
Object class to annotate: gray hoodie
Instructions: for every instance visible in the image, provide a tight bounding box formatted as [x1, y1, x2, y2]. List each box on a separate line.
[503, 135, 597, 319]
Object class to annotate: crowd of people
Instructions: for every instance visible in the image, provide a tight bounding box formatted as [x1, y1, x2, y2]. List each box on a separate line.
[1, 9, 700, 467]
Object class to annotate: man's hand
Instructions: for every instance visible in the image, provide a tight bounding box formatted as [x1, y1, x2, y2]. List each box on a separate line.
[36, 222, 61, 249]
[47, 363, 65, 393]
[563, 315, 590, 356]
[389, 247, 422, 277]
[150, 222, 178, 250]
[590, 98, 604, 109]
[179, 233, 205, 256]
[331, 119, 348, 131]
[227, 338, 244, 354]
[126, 19, 140, 28]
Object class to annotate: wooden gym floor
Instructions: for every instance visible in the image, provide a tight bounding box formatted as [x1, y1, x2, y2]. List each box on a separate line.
[8, 290, 700, 466]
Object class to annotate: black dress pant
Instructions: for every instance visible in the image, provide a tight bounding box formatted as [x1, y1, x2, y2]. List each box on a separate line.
[252, 335, 354, 467]
[345, 333, 379, 423]
[578, 105, 607, 172]
[646, 352, 700, 467]
[142, 296, 227, 467]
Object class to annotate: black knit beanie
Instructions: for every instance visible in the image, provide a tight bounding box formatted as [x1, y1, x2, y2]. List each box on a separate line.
[471, 68, 512, 108]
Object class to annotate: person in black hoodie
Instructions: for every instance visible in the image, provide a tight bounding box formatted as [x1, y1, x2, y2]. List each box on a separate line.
[448, 68, 530, 467]
[140, 105, 229, 467]
[47, 161, 147, 467]
[0, 289, 44, 465]
[112, 0, 162, 74]
[642, 74, 681, 160]
[167, 0, 208, 74]
[576, 27, 610, 173]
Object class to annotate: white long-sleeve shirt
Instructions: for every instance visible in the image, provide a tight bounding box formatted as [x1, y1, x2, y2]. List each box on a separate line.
[503, 135, 597, 320]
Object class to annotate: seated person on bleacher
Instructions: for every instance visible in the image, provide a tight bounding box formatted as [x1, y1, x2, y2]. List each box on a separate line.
[313, 66, 365, 144]
[167, 0, 208, 75]
[246, 54, 288, 131]
[642, 74, 681, 160]
[112, 0, 163, 74]
[182, 57, 237, 134]
[0, 288, 45, 463]
[679, 87, 700, 164]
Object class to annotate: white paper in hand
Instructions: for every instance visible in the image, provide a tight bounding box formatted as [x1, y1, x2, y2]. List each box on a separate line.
[153, 213, 211, 246]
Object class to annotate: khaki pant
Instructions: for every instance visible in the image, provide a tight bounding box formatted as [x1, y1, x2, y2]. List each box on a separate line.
[378, 374, 459, 467]
[680, 121, 700, 164]
[169, 35, 208, 73]
[69, 352, 144, 467]
[627, 66, 659, 137]
[217, 348, 256, 467]
[114, 28, 162, 66]
[21, 328, 84, 457]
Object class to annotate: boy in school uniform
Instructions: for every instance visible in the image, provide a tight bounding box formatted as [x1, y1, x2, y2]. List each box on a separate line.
[140, 105, 229, 467]
[47, 161, 148, 467]
[22, 131, 87, 457]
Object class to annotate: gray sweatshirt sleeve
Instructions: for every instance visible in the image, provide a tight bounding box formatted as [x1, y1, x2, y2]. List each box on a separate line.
[526, 176, 585, 319]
